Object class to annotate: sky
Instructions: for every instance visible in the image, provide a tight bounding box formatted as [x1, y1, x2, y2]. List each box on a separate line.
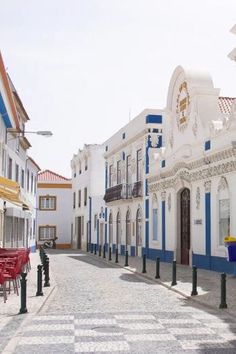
[0, 0, 235, 178]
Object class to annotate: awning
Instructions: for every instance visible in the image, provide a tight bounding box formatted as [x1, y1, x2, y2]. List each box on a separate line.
[0, 176, 22, 207]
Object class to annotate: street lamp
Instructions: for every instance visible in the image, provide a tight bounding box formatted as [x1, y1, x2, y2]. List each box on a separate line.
[7, 128, 53, 137]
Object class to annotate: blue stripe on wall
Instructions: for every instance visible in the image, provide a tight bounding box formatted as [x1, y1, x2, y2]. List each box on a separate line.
[145, 179, 148, 196]
[162, 201, 166, 253]
[145, 199, 149, 219]
[146, 114, 162, 124]
[89, 197, 92, 244]
[0, 94, 12, 128]
[97, 219, 99, 245]
[105, 207, 107, 249]
[192, 253, 236, 275]
[205, 193, 211, 257]
[105, 162, 108, 189]
[145, 221, 149, 255]
[145, 135, 151, 174]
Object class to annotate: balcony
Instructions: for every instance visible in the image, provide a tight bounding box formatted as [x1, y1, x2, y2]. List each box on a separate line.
[104, 183, 132, 203]
[132, 181, 142, 198]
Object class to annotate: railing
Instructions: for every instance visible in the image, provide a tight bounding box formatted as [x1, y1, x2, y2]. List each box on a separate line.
[132, 181, 142, 198]
[104, 182, 142, 203]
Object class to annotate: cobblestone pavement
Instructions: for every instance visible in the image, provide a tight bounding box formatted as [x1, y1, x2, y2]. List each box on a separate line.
[2, 250, 236, 353]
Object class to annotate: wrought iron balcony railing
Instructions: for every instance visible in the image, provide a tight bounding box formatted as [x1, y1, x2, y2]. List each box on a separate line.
[104, 183, 133, 203]
[132, 181, 143, 198]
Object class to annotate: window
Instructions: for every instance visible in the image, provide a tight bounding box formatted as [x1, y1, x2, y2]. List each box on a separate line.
[78, 190, 81, 207]
[15, 163, 19, 182]
[31, 173, 34, 193]
[137, 149, 142, 181]
[126, 209, 131, 246]
[116, 212, 121, 245]
[39, 226, 56, 240]
[21, 169, 25, 188]
[109, 213, 113, 245]
[39, 196, 57, 210]
[79, 161, 82, 174]
[84, 187, 87, 206]
[73, 192, 76, 209]
[117, 160, 121, 184]
[109, 165, 114, 187]
[27, 169, 30, 192]
[94, 214, 98, 230]
[126, 155, 131, 184]
[85, 157, 88, 171]
[219, 199, 230, 246]
[136, 208, 142, 246]
[153, 209, 158, 240]
[8, 157, 12, 179]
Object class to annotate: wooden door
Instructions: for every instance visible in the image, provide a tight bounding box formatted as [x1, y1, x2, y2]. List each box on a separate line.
[181, 188, 190, 265]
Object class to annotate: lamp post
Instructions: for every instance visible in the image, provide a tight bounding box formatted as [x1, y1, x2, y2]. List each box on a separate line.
[7, 128, 53, 138]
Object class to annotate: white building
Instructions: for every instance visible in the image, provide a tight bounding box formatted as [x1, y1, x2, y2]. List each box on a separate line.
[228, 24, 236, 61]
[0, 52, 40, 251]
[148, 66, 236, 274]
[71, 144, 105, 251]
[37, 170, 72, 249]
[104, 109, 163, 256]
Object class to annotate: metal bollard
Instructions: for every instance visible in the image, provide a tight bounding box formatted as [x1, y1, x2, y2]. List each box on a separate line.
[94, 244, 97, 255]
[36, 265, 44, 296]
[44, 258, 50, 287]
[115, 248, 119, 263]
[99, 245, 102, 257]
[87, 242, 89, 252]
[171, 260, 177, 286]
[90, 243, 93, 253]
[155, 257, 160, 279]
[124, 250, 129, 267]
[219, 273, 227, 309]
[103, 244, 106, 258]
[109, 247, 112, 261]
[19, 272, 28, 314]
[191, 266, 198, 296]
[142, 254, 147, 273]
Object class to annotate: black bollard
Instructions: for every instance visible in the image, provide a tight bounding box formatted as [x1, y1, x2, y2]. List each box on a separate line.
[36, 265, 44, 296]
[191, 266, 198, 296]
[103, 244, 106, 258]
[90, 243, 93, 253]
[219, 273, 227, 309]
[19, 272, 28, 314]
[44, 258, 50, 287]
[87, 242, 89, 252]
[109, 247, 112, 261]
[142, 254, 147, 273]
[124, 250, 129, 267]
[171, 260, 177, 286]
[94, 244, 97, 255]
[115, 248, 119, 263]
[99, 245, 102, 257]
[155, 257, 160, 279]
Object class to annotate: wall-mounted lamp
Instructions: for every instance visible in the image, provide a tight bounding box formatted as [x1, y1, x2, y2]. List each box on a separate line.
[7, 128, 53, 137]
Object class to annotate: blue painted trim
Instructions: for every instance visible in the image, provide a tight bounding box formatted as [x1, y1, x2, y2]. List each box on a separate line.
[30, 245, 36, 253]
[89, 197, 92, 245]
[192, 253, 236, 275]
[205, 140, 211, 151]
[131, 246, 135, 257]
[105, 207, 107, 250]
[97, 219, 99, 246]
[162, 201, 166, 252]
[0, 93, 12, 128]
[205, 193, 211, 257]
[145, 135, 151, 174]
[145, 179, 148, 196]
[145, 199, 149, 219]
[145, 221, 149, 256]
[121, 244, 125, 255]
[146, 247, 173, 262]
[146, 114, 162, 124]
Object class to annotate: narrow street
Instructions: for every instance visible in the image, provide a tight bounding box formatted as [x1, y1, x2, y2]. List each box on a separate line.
[3, 250, 236, 354]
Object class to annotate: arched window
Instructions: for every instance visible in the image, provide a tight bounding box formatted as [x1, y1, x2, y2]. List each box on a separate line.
[126, 209, 131, 246]
[218, 177, 230, 246]
[79, 161, 82, 174]
[116, 211, 121, 245]
[136, 208, 142, 247]
[109, 212, 113, 245]
[152, 194, 158, 241]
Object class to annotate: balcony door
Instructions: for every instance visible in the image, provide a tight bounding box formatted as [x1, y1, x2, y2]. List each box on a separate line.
[180, 188, 190, 265]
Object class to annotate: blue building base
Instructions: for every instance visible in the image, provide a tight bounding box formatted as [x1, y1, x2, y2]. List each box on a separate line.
[192, 253, 236, 275]
[143, 247, 173, 262]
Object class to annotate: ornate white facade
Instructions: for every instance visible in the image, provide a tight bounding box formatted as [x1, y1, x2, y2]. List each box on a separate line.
[148, 66, 236, 273]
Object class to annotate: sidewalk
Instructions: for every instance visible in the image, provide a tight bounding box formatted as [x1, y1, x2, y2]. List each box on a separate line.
[87, 250, 236, 317]
[0, 250, 55, 319]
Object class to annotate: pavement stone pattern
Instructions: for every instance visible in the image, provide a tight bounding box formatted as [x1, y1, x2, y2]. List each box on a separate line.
[1, 249, 236, 353]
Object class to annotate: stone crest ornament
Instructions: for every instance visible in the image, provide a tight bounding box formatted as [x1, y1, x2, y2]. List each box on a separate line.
[217, 176, 228, 192]
[196, 187, 200, 209]
[176, 81, 190, 132]
[168, 193, 171, 211]
[204, 180, 211, 193]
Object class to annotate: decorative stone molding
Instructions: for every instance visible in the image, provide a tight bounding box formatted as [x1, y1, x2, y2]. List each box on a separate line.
[196, 187, 200, 209]
[217, 176, 228, 192]
[161, 191, 166, 201]
[167, 193, 171, 211]
[204, 181, 211, 193]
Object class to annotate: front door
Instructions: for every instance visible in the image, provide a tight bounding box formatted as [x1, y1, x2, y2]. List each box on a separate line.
[77, 217, 81, 249]
[180, 188, 190, 265]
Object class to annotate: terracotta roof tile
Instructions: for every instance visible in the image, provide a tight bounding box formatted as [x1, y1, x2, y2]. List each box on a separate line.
[218, 97, 235, 114]
[38, 169, 70, 182]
